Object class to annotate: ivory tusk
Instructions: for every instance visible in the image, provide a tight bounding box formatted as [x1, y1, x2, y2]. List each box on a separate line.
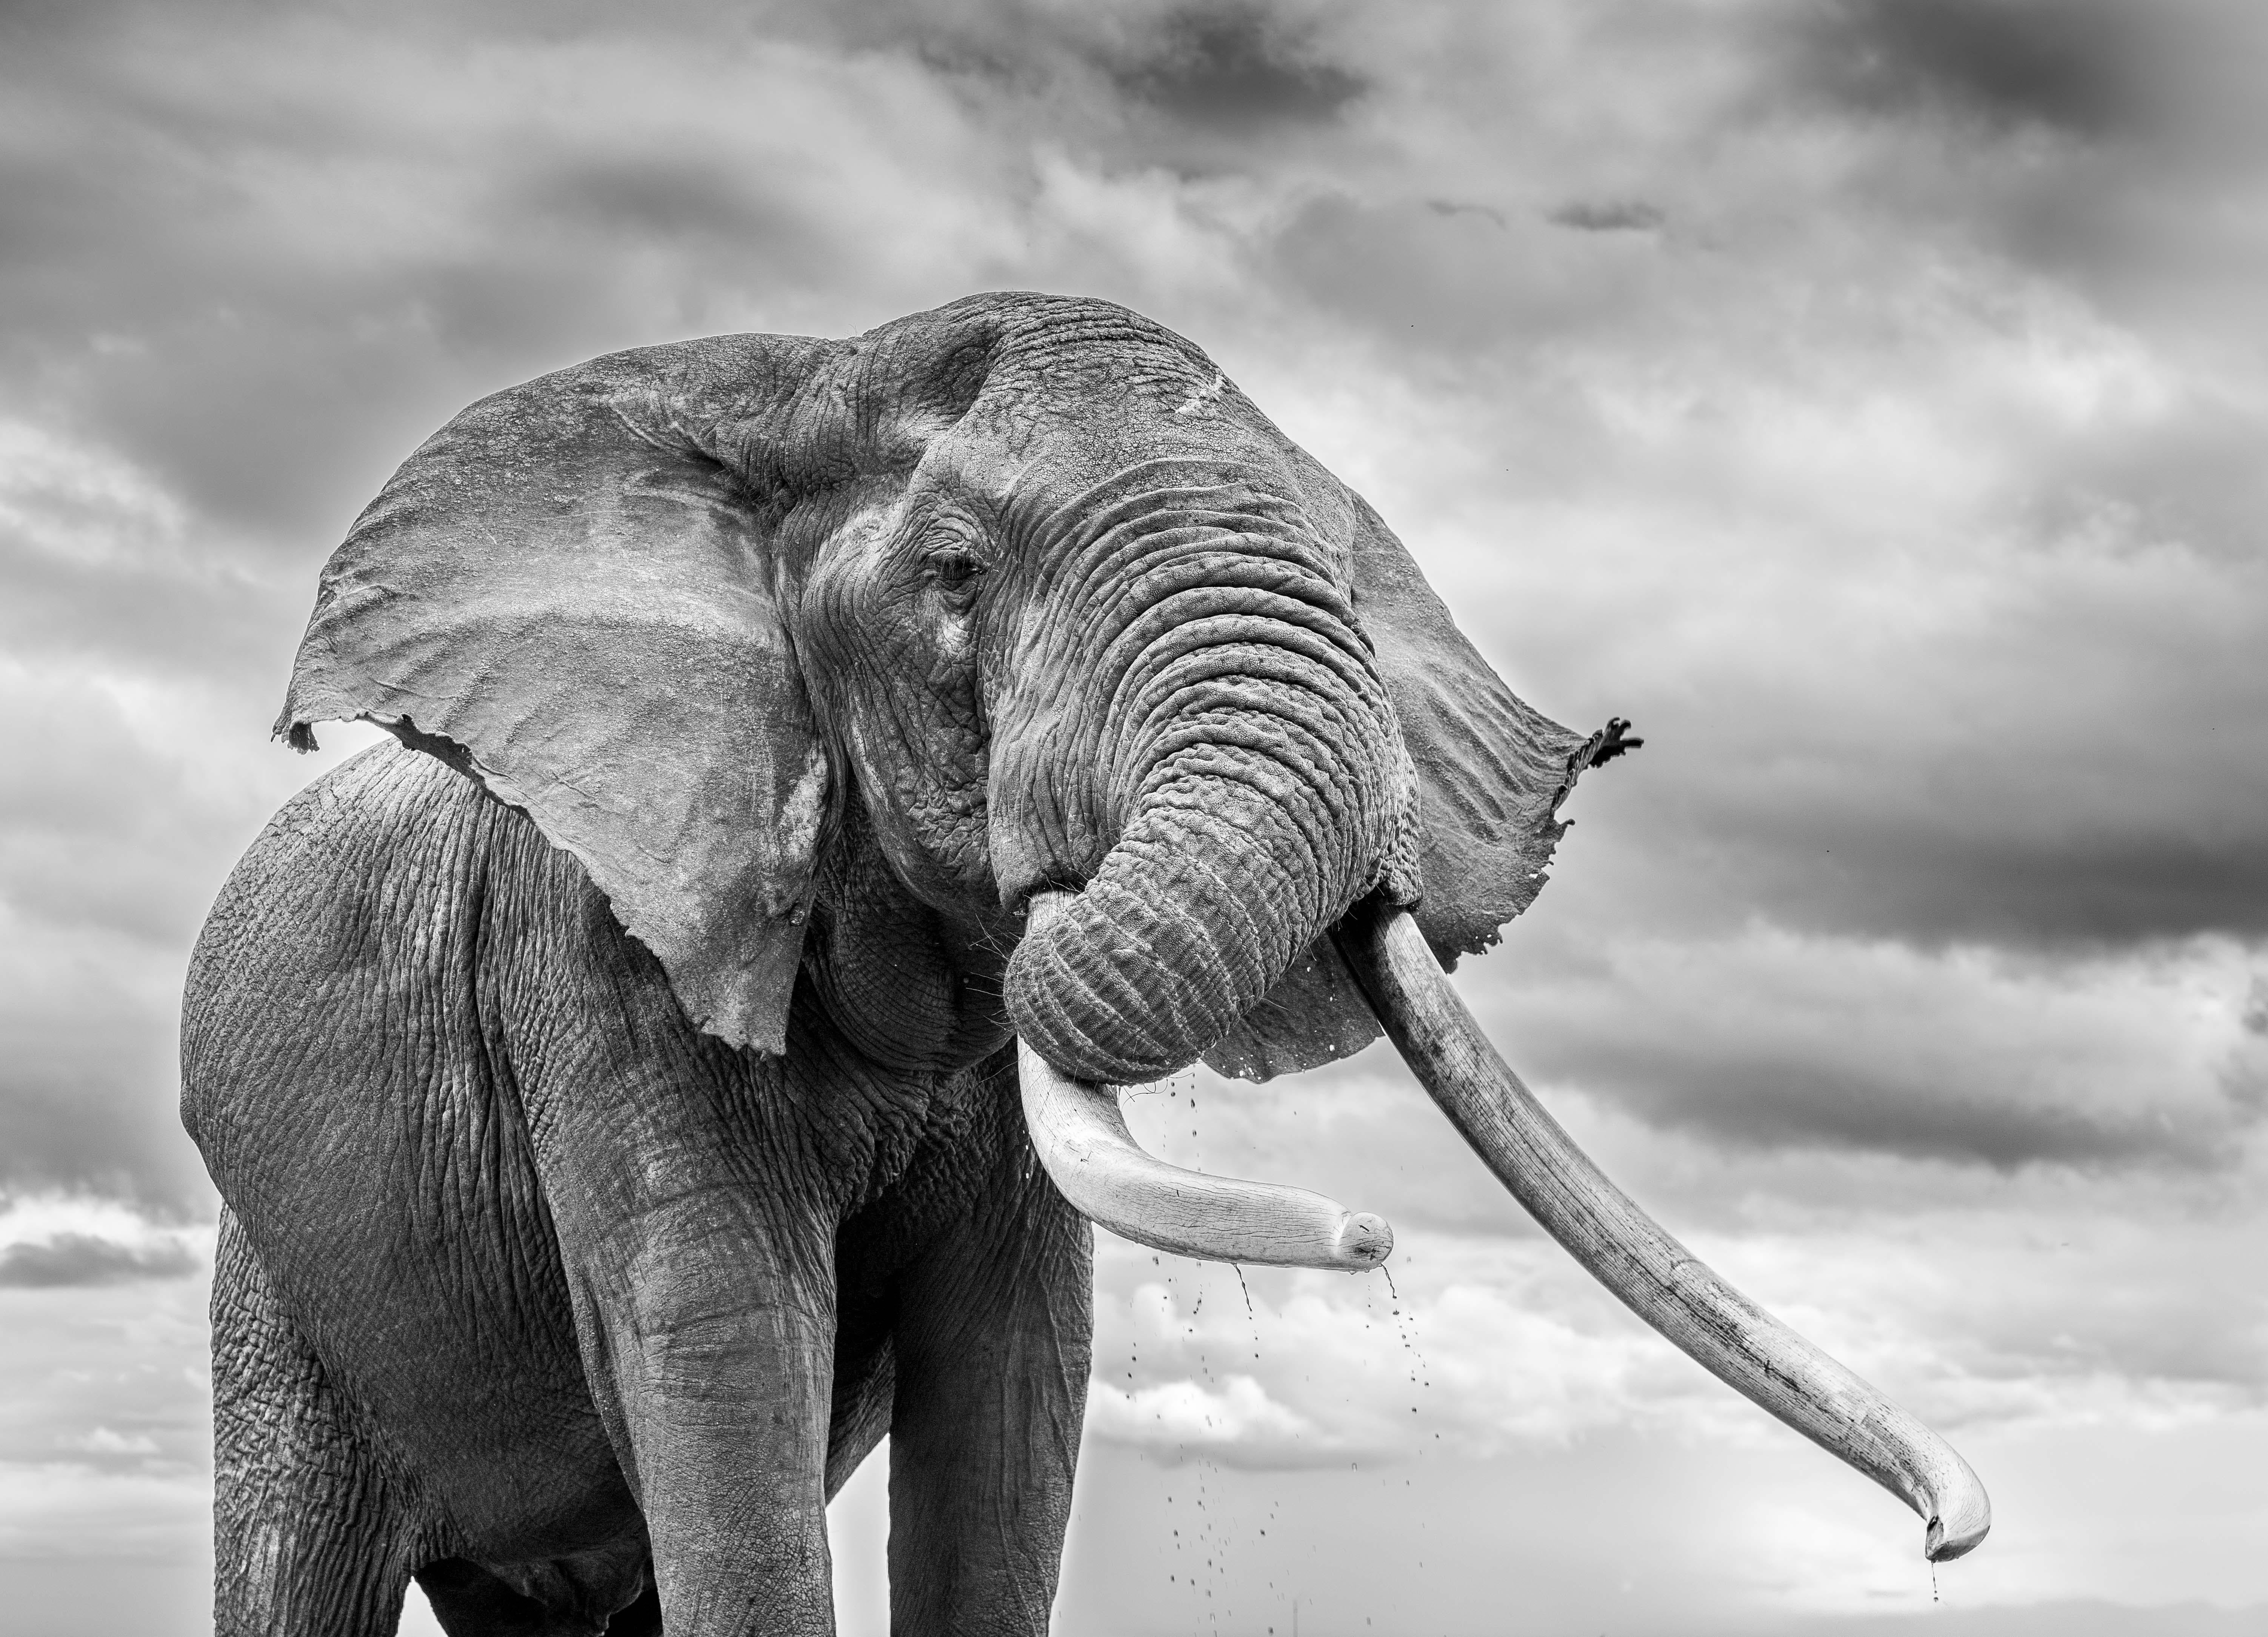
[1015, 888, 1392, 1271]
[1334, 901, 1991, 1563]
[1017, 1038, 1392, 1271]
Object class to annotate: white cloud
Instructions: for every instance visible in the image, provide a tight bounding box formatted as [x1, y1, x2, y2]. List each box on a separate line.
[63, 1427, 163, 1457]
[1089, 1373, 1320, 1454]
[0, 420, 189, 573]
[0, 1195, 214, 1261]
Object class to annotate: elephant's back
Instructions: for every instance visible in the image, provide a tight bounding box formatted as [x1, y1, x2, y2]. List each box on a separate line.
[182, 741, 631, 1556]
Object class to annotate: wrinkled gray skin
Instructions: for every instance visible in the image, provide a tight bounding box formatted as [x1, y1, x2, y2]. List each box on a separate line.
[182, 294, 1609, 1635]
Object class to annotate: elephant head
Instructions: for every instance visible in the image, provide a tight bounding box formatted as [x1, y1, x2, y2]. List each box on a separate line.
[277, 292, 1986, 1562]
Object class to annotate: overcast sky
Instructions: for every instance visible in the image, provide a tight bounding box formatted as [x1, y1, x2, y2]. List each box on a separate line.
[2, 2, 2264, 1634]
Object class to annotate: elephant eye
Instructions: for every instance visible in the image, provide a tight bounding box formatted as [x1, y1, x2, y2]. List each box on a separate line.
[928, 545, 986, 598]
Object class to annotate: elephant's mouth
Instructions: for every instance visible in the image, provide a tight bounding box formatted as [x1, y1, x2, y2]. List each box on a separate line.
[1014, 889, 1992, 1566]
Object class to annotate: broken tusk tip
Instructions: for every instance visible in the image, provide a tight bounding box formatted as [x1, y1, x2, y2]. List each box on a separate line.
[1334, 1211, 1394, 1268]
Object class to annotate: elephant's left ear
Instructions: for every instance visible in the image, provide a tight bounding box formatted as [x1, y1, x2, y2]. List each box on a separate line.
[277, 338, 835, 1054]
[1203, 487, 1629, 1085]
[1344, 492, 1630, 965]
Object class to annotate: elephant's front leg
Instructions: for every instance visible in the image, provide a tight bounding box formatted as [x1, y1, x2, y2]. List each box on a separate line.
[888, 1117, 1094, 1635]
[532, 1070, 844, 1634]
[612, 1219, 838, 1635]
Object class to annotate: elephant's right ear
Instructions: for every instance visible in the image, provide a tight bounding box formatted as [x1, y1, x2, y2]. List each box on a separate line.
[277, 337, 835, 1054]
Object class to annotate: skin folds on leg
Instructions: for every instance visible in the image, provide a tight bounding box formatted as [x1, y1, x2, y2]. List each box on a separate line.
[884, 1061, 1094, 1637]
[210, 1210, 413, 1637]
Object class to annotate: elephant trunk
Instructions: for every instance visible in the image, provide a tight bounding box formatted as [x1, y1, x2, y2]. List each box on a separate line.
[1006, 749, 1379, 1083]
[999, 491, 1413, 1085]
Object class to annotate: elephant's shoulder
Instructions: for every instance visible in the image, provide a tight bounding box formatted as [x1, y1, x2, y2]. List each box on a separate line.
[199, 742, 551, 976]
[218, 740, 640, 1010]
[252, 740, 517, 865]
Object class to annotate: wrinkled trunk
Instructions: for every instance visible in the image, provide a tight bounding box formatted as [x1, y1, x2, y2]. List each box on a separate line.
[1008, 753, 1376, 1082]
[998, 476, 1415, 1085]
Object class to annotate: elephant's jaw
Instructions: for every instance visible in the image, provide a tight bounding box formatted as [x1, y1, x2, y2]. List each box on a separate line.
[1014, 890, 1993, 1566]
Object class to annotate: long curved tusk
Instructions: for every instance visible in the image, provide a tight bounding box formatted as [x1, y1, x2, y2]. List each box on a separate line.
[1334, 901, 1991, 1563]
[1018, 1039, 1393, 1270]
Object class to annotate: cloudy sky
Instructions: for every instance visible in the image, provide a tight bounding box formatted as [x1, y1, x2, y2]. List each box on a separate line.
[3, 1, 2265, 1632]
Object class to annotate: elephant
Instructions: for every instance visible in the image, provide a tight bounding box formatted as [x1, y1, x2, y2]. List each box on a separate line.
[180, 291, 1987, 1637]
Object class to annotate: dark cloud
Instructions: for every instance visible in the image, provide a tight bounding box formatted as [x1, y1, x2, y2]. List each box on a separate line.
[0, 6, 936, 550]
[1552, 735, 2268, 957]
[0, 1233, 196, 1288]
[527, 156, 792, 245]
[1105, 6, 1365, 128]
[1777, 833, 2268, 949]
[1554, 1033, 2254, 1171]
[1426, 198, 1508, 228]
[1472, 892, 2268, 1173]
[1782, 0, 2160, 138]
[1540, 553, 2268, 951]
[807, 0, 1369, 123]
[1745, 0, 2268, 363]
[1548, 199, 1665, 234]
[0, 1082, 207, 1210]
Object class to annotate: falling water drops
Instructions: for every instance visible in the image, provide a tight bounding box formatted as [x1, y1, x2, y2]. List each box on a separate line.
[1370, 1258, 1432, 1431]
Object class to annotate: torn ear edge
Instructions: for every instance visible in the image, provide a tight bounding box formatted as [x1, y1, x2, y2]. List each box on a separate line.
[283, 701, 828, 1059]
[282, 712, 480, 776]
[288, 710, 508, 788]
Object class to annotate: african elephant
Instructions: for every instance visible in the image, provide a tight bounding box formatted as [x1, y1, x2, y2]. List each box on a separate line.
[181, 292, 1986, 1637]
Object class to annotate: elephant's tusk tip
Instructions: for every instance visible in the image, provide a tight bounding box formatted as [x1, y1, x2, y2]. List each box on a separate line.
[1922, 1467, 1992, 1562]
[1333, 1211, 1394, 1269]
[1336, 902, 1996, 1562]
